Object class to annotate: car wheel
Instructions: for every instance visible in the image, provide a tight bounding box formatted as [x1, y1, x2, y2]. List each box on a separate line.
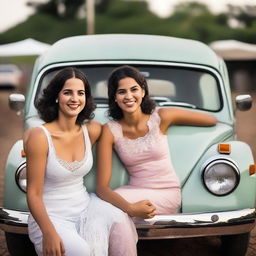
[5, 232, 37, 256]
[220, 232, 250, 256]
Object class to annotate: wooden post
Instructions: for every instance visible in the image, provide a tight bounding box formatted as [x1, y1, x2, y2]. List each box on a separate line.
[86, 0, 95, 35]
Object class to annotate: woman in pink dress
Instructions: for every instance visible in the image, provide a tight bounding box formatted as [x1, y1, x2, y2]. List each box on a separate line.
[96, 65, 217, 253]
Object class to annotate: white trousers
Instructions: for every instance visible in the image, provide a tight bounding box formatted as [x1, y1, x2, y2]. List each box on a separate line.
[28, 194, 138, 256]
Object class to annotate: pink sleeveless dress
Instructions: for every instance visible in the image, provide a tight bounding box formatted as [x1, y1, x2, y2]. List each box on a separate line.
[107, 109, 181, 215]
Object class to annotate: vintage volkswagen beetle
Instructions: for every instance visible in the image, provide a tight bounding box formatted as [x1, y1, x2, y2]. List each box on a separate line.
[1, 34, 255, 256]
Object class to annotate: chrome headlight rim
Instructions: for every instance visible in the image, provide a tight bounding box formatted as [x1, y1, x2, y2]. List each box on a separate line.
[15, 162, 27, 193]
[202, 157, 240, 196]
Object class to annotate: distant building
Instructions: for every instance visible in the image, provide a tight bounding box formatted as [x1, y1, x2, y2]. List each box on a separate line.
[210, 40, 256, 92]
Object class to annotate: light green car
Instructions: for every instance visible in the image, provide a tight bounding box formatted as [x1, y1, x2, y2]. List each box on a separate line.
[1, 34, 255, 256]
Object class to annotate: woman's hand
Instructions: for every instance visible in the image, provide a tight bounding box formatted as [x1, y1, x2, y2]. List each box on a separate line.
[43, 230, 65, 256]
[127, 200, 156, 219]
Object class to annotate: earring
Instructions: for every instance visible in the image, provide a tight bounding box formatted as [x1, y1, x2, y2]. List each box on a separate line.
[55, 98, 58, 103]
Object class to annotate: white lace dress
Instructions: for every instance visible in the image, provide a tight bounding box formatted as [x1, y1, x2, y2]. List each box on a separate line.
[28, 125, 133, 256]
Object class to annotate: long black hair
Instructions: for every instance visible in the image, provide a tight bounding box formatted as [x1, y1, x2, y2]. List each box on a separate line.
[107, 65, 155, 120]
[36, 67, 95, 124]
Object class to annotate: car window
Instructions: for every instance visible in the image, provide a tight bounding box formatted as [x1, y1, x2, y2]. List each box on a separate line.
[0, 69, 13, 73]
[36, 65, 221, 111]
[0, 65, 19, 73]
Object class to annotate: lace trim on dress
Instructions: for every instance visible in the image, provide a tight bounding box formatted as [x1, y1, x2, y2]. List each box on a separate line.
[40, 125, 89, 172]
[114, 109, 162, 154]
[56, 156, 87, 172]
[117, 128, 159, 154]
[153, 107, 161, 125]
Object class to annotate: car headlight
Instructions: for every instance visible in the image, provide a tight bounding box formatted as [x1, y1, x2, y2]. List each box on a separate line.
[15, 163, 27, 192]
[202, 159, 240, 196]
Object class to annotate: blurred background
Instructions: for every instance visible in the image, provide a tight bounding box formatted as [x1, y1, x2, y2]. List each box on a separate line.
[1, 0, 256, 91]
[0, 0, 256, 255]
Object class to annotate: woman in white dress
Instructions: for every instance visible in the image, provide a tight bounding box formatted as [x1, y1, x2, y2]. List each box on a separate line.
[25, 67, 137, 256]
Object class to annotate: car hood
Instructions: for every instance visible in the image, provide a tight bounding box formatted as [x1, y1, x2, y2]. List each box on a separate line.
[167, 123, 233, 186]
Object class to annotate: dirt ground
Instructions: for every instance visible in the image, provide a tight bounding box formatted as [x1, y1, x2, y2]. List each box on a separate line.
[0, 76, 256, 255]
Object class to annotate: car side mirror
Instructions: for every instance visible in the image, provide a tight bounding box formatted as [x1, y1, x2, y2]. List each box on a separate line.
[9, 93, 25, 115]
[235, 94, 252, 111]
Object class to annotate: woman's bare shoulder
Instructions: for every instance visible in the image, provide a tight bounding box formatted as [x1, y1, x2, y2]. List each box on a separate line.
[86, 120, 102, 134]
[24, 127, 47, 151]
[85, 120, 102, 145]
[25, 126, 45, 139]
[158, 107, 175, 116]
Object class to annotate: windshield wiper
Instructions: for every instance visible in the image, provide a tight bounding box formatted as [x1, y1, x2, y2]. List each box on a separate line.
[94, 97, 108, 104]
[158, 101, 196, 109]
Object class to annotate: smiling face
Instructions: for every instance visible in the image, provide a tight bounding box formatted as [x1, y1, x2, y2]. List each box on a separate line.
[57, 77, 86, 119]
[115, 77, 145, 115]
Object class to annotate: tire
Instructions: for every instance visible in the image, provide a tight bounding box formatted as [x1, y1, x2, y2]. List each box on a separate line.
[220, 232, 250, 256]
[5, 232, 37, 256]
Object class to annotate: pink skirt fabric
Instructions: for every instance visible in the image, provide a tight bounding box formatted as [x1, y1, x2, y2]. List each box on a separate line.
[115, 185, 181, 215]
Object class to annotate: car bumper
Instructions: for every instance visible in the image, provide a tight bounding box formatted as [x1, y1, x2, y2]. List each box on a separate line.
[136, 208, 256, 239]
[0, 207, 255, 239]
[0, 208, 28, 234]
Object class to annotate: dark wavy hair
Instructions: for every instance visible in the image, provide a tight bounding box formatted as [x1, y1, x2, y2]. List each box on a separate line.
[107, 65, 155, 120]
[36, 67, 95, 125]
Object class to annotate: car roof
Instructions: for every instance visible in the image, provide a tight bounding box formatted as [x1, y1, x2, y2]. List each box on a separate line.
[37, 34, 220, 71]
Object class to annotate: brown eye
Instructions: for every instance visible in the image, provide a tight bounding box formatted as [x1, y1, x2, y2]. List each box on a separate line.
[117, 90, 125, 94]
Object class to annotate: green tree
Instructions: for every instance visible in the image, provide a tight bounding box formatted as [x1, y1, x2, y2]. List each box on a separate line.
[95, 0, 112, 13]
[2, 0, 256, 45]
[27, 0, 84, 19]
[165, 2, 231, 42]
[226, 4, 256, 27]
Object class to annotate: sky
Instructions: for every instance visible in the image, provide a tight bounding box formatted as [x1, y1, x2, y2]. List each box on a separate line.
[0, 0, 255, 33]
[146, 0, 255, 18]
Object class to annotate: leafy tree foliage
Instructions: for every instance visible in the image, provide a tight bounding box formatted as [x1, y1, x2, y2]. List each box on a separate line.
[95, 0, 112, 13]
[1, 0, 256, 45]
[28, 0, 84, 19]
[28, 0, 113, 18]
[226, 4, 256, 27]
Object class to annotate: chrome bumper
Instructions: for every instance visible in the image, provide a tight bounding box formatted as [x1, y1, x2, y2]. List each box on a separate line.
[0, 208, 28, 234]
[0, 207, 255, 238]
[136, 208, 256, 239]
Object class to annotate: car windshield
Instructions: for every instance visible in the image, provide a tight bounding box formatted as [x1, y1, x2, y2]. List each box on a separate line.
[36, 65, 221, 111]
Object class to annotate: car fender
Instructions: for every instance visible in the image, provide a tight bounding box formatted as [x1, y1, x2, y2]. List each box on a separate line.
[3, 140, 27, 211]
[182, 140, 256, 213]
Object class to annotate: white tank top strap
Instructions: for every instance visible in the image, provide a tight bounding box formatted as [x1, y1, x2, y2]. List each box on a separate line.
[37, 125, 54, 152]
[107, 121, 123, 141]
[82, 124, 91, 149]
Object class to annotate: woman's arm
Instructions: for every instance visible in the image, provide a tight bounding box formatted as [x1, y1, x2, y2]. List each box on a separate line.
[26, 128, 65, 256]
[159, 107, 217, 134]
[96, 124, 155, 219]
[86, 120, 102, 147]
